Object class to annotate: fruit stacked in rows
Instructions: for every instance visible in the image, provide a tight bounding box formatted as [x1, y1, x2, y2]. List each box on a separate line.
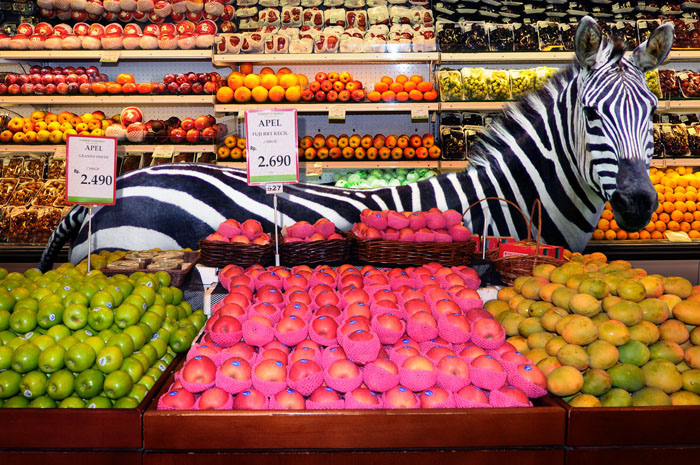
[592, 167, 700, 241]
[1, 110, 114, 144]
[353, 208, 472, 243]
[367, 74, 437, 102]
[159, 262, 548, 410]
[283, 219, 343, 243]
[217, 135, 247, 161]
[485, 253, 700, 407]
[216, 66, 308, 104]
[333, 168, 437, 189]
[205, 218, 271, 245]
[303, 71, 366, 103]
[0, 264, 206, 408]
[2, 21, 218, 51]
[105, 107, 222, 144]
[300, 133, 440, 161]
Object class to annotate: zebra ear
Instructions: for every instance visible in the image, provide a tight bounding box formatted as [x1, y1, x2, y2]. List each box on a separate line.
[632, 23, 674, 72]
[574, 16, 602, 69]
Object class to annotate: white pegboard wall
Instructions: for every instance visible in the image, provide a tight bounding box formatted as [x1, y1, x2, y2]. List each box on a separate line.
[297, 113, 431, 138]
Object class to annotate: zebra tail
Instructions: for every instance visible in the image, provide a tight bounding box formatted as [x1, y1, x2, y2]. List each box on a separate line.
[38, 206, 88, 272]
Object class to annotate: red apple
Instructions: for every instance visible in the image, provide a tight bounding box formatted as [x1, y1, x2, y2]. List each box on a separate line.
[349, 387, 381, 407]
[311, 316, 338, 339]
[327, 359, 360, 379]
[471, 355, 505, 373]
[288, 358, 322, 382]
[472, 318, 505, 343]
[383, 385, 418, 408]
[420, 387, 451, 408]
[254, 359, 286, 382]
[198, 387, 231, 410]
[459, 343, 488, 361]
[516, 364, 547, 390]
[456, 385, 489, 405]
[182, 355, 216, 384]
[274, 387, 305, 409]
[276, 315, 305, 333]
[220, 357, 251, 381]
[375, 313, 403, 332]
[233, 388, 267, 409]
[368, 357, 398, 375]
[437, 355, 469, 379]
[309, 385, 341, 403]
[161, 389, 196, 409]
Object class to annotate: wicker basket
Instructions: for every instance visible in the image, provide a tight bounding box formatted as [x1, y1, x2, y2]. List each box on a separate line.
[349, 231, 477, 267]
[464, 197, 567, 285]
[198, 239, 273, 268]
[279, 231, 352, 266]
[100, 251, 199, 287]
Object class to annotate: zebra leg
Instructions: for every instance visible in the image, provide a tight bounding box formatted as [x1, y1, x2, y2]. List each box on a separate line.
[38, 205, 88, 271]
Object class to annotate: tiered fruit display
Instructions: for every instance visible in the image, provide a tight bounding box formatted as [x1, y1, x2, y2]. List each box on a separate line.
[333, 168, 437, 189]
[283, 218, 343, 243]
[0, 67, 222, 96]
[353, 208, 472, 243]
[592, 167, 700, 241]
[367, 74, 437, 102]
[300, 133, 439, 161]
[205, 218, 271, 245]
[158, 262, 548, 410]
[0, 110, 112, 144]
[485, 253, 700, 407]
[217, 135, 246, 161]
[0, 263, 206, 408]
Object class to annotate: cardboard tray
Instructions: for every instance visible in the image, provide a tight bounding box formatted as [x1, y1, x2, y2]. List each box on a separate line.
[553, 397, 700, 447]
[100, 251, 199, 287]
[0, 354, 183, 451]
[144, 360, 566, 451]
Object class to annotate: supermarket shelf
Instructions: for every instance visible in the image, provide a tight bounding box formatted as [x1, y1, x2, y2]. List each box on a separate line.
[219, 160, 442, 169]
[585, 240, 700, 261]
[441, 100, 700, 112]
[213, 52, 438, 65]
[0, 243, 68, 263]
[0, 49, 212, 61]
[440, 51, 575, 64]
[214, 102, 438, 114]
[0, 95, 213, 105]
[0, 144, 213, 153]
[440, 160, 470, 169]
[651, 158, 700, 167]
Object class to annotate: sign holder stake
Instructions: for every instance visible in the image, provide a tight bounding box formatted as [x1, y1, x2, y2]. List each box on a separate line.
[273, 193, 280, 266]
[87, 206, 93, 271]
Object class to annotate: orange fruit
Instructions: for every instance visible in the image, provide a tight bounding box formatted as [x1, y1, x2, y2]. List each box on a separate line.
[227, 73, 244, 90]
[640, 230, 651, 239]
[380, 76, 393, 85]
[381, 91, 396, 102]
[243, 73, 261, 89]
[685, 212, 695, 223]
[601, 210, 613, 220]
[389, 82, 404, 93]
[240, 62, 253, 74]
[671, 210, 683, 222]
[234, 86, 252, 102]
[659, 212, 670, 223]
[297, 74, 309, 89]
[644, 221, 656, 232]
[260, 73, 278, 90]
[410, 75, 423, 83]
[663, 201, 674, 213]
[408, 90, 423, 101]
[423, 90, 438, 101]
[216, 86, 234, 103]
[651, 231, 664, 239]
[268, 85, 285, 102]
[403, 81, 417, 92]
[396, 91, 409, 102]
[693, 220, 700, 230]
[655, 221, 666, 232]
[694, 211, 700, 221]
[374, 82, 389, 93]
[689, 230, 700, 238]
[604, 230, 617, 240]
[610, 219, 619, 230]
[667, 221, 681, 231]
[396, 74, 409, 84]
[676, 192, 687, 202]
[674, 201, 688, 213]
[260, 67, 275, 75]
[592, 229, 605, 240]
[279, 73, 299, 89]
[627, 232, 640, 240]
[681, 222, 691, 233]
[251, 86, 268, 103]
[285, 86, 301, 102]
[597, 218, 610, 230]
[417, 81, 433, 93]
[367, 91, 381, 102]
[116, 73, 135, 85]
[686, 200, 697, 212]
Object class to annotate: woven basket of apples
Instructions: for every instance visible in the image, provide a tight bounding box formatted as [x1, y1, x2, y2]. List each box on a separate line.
[199, 218, 273, 268]
[349, 208, 477, 267]
[279, 218, 351, 266]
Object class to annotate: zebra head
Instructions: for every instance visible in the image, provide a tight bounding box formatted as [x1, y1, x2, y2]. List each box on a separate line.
[574, 17, 673, 232]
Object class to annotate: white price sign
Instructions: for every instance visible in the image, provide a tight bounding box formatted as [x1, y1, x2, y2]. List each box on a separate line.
[65, 135, 117, 205]
[245, 109, 299, 185]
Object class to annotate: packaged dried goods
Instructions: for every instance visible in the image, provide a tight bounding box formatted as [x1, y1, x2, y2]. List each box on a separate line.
[2, 157, 23, 178]
[33, 180, 65, 206]
[488, 23, 513, 52]
[513, 23, 538, 51]
[658, 70, 679, 99]
[8, 207, 38, 242]
[688, 125, 700, 156]
[653, 124, 664, 158]
[440, 126, 466, 160]
[537, 21, 562, 50]
[34, 207, 63, 243]
[0, 178, 18, 206]
[22, 157, 44, 179]
[281, 6, 303, 26]
[661, 124, 690, 157]
[8, 180, 42, 206]
[534, 66, 557, 92]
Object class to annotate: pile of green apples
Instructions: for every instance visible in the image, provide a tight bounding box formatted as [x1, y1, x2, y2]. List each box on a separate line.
[0, 264, 206, 408]
[333, 168, 437, 189]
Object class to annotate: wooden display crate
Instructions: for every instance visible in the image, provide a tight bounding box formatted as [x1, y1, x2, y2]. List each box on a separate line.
[144, 360, 566, 452]
[0, 354, 182, 451]
[554, 397, 700, 447]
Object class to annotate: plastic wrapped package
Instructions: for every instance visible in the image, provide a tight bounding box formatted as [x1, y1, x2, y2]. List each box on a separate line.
[366, 0, 387, 5]
[237, 6, 258, 17]
[281, 6, 303, 26]
[22, 157, 45, 179]
[465, 128, 480, 154]
[485, 69, 510, 101]
[688, 125, 700, 157]
[340, 28, 364, 52]
[653, 124, 664, 158]
[8, 207, 38, 242]
[280, 0, 300, 5]
[2, 157, 24, 178]
[314, 33, 340, 52]
[462, 22, 489, 51]
[265, 34, 290, 53]
[259, 8, 281, 27]
[437, 22, 463, 52]
[241, 32, 266, 52]
[440, 126, 466, 160]
[301, 0, 322, 5]
[239, 15, 260, 30]
[560, 22, 575, 50]
[8, 180, 43, 206]
[645, 70, 662, 99]
[363, 32, 386, 52]
[387, 0, 407, 4]
[661, 124, 690, 157]
[513, 22, 538, 51]
[410, 7, 433, 25]
[33, 180, 65, 206]
[221, 33, 243, 53]
[389, 5, 411, 25]
[510, 69, 535, 100]
[120, 154, 142, 174]
[344, 0, 365, 7]
[289, 36, 314, 52]
[0, 207, 10, 242]
[346, 9, 368, 30]
[460, 67, 487, 101]
[534, 66, 556, 92]
[637, 19, 661, 43]
[412, 26, 436, 52]
[173, 152, 196, 163]
[259, 0, 279, 5]
[325, 8, 346, 27]
[279, 26, 301, 38]
[0, 178, 19, 206]
[303, 8, 324, 27]
[368, 5, 389, 25]
[387, 26, 412, 52]
[237, 0, 258, 5]
[488, 23, 514, 52]
[537, 21, 562, 50]
[300, 25, 323, 39]
[671, 18, 700, 49]
[324, 25, 345, 35]
[437, 69, 464, 102]
[34, 207, 63, 243]
[610, 20, 638, 48]
[678, 71, 700, 98]
[659, 69, 679, 99]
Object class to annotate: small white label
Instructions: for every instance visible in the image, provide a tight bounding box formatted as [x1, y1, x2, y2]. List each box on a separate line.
[152, 146, 175, 159]
[328, 105, 346, 121]
[100, 51, 120, 63]
[305, 162, 323, 176]
[265, 183, 283, 194]
[54, 146, 67, 159]
[411, 106, 429, 120]
[49, 314, 56, 321]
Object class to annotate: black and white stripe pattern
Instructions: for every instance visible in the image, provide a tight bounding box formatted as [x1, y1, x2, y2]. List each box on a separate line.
[38, 19, 673, 270]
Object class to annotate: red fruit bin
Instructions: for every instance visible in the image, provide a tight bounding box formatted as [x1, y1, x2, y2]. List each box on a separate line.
[555, 398, 700, 465]
[0, 354, 183, 459]
[144, 358, 566, 459]
[279, 232, 352, 266]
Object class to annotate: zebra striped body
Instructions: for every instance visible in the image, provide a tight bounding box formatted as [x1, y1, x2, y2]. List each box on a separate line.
[38, 18, 674, 271]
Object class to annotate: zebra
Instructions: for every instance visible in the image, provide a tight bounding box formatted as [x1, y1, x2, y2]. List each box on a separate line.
[38, 17, 673, 271]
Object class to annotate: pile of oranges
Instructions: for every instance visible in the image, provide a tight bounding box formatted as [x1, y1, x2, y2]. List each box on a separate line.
[367, 75, 438, 102]
[216, 63, 307, 104]
[592, 166, 700, 240]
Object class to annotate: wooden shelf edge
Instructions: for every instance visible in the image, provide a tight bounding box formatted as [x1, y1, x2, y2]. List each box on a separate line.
[0, 95, 213, 105]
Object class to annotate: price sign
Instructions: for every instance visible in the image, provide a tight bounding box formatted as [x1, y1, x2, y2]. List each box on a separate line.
[265, 183, 283, 194]
[411, 106, 429, 121]
[328, 105, 346, 121]
[54, 146, 66, 159]
[100, 51, 120, 63]
[65, 135, 117, 205]
[245, 109, 299, 185]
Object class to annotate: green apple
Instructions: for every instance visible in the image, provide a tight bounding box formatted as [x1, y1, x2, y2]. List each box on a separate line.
[153, 329, 170, 348]
[114, 280, 133, 298]
[24, 268, 42, 279]
[90, 277, 110, 291]
[11, 286, 33, 302]
[84, 335, 105, 354]
[77, 282, 99, 301]
[130, 352, 150, 373]
[169, 328, 194, 353]
[123, 295, 147, 314]
[120, 356, 144, 383]
[171, 287, 183, 306]
[47, 369, 75, 400]
[31, 334, 55, 351]
[132, 285, 156, 307]
[115, 303, 141, 329]
[153, 295, 166, 307]
[90, 290, 115, 310]
[47, 324, 71, 342]
[164, 304, 178, 321]
[157, 287, 174, 305]
[59, 396, 85, 408]
[74, 369, 105, 399]
[123, 325, 146, 351]
[3, 396, 30, 408]
[0, 330, 14, 346]
[29, 395, 57, 408]
[19, 370, 48, 398]
[162, 353, 174, 365]
[137, 322, 153, 341]
[113, 396, 139, 408]
[97, 328, 117, 344]
[57, 335, 79, 351]
[0, 345, 14, 369]
[38, 344, 66, 374]
[146, 367, 163, 381]
[88, 307, 114, 332]
[31, 287, 53, 302]
[154, 271, 172, 288]
[63, 303, 88, 330]
[104, 369, 133, 399]
[40, 293, 63, 306]
[86, 395, 112, 408]
[73, 328, 96, 342]
[140, 311, 164, 334]
[7, 336, 27, 350]
[63, 291, 89, 307]
[15, 298, 39, 312]
[0, 370, 22, 398]
[96, 345, 124, 374]
[189, 310, 207, 331]
[0, 267, 7, 279]
[137, 374, 156, 391]
[103, 285, 124, 307]
[160, 316, 178, 335]
[0, 309, 10, 331]
[37, 302, 64, 329]
[135, 275, 159, 292]
[0, 293, 16, 312]
[179, 320, 197, 338]
[56, 284, 75, 300]
[65, 342, 97, 373]
[128, 384, 148, 403]
[11, 342, 41, 373]
[180, 301, 192, 317]
[10, 308, 38, 334]
[108, 333, 134, 358]
[138, 343, 158, 367]
[153, 305, 168, 319]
